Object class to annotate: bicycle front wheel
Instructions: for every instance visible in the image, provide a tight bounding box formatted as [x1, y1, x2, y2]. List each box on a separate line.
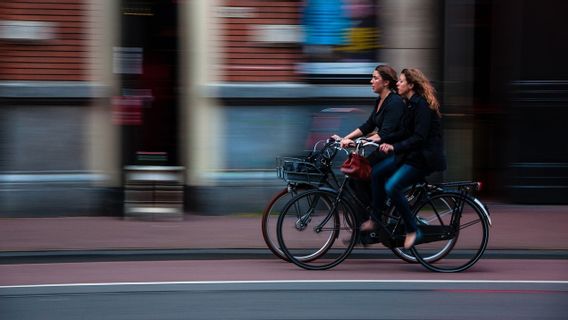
[411, 192, 490, 272]
[276, 189, 358, 270]
[261, 185, 314, 262]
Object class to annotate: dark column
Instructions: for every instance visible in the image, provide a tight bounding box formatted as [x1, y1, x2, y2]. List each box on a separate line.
[493, 0, 568, 203]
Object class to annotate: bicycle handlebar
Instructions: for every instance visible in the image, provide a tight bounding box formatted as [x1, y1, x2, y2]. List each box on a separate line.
[320, 137, 379, 155]
[332, 137, 378, 147]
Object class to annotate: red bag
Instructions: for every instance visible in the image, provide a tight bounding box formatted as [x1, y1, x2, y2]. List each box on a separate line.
[340, 153, 371, 180]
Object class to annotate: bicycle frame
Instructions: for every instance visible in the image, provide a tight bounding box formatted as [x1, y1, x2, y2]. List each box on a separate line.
[311, 176, 486, 248]
[311, 176, 410, 245]
[279, 137, 490, 252]
[274, 138, 491, 272]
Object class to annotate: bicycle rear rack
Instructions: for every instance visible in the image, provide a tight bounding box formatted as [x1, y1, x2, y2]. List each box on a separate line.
[436, 181, 481, 195]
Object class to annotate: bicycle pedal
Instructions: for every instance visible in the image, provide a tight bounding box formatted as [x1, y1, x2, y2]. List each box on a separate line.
[360, 232, 381, 245]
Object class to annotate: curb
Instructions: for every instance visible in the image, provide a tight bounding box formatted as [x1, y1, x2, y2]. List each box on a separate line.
[1, 249, 567, 264]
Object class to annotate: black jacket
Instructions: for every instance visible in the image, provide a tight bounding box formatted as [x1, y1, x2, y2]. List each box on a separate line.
[358, 92, 405, 165]
[381, 94, 447, 173]
[358, 92, 405, 139]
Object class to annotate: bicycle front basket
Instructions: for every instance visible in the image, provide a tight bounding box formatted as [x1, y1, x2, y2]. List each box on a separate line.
[276, 156, 326, 185]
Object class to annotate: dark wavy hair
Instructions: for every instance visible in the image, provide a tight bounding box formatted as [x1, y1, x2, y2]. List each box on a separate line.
[401, 68, 442, 117]
[375, 65, 398, 91]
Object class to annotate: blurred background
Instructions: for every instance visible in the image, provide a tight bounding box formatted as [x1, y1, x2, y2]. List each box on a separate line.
[0, 0, 566, 218]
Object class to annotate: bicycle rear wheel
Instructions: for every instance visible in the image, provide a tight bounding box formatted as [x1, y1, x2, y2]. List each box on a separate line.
[411, 192, 490, 272]
[390, 193, 457, 263]
[276, 189, 358, 270]
[261, 185, 315, 261]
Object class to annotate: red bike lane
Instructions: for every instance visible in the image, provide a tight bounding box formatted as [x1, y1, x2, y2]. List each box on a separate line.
[1, 258, 567, 287]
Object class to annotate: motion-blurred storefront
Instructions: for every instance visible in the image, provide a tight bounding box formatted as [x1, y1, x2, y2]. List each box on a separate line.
[183, 0, 568, 208]
[0, 0, 117, 216]
[187, 0, 461, 213]
[1, 0, 566, 217]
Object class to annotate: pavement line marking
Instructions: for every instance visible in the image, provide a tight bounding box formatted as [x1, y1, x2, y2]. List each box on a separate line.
[2, 279, 568, 289]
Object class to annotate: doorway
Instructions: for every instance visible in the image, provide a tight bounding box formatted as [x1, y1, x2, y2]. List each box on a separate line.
[117, 0, 179, 166]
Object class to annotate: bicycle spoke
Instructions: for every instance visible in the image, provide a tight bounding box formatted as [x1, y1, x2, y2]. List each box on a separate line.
[459, 218, 482, 230]
[262, 186, 314, 262]
[412, 192, 489, 273]
[277, 189, 357, 270]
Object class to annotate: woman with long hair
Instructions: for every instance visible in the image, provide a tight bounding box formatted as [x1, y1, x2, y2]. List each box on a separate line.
[361, 68, 447, 249]
[334, 64, 405, 149]
[331, 65, 406, 225]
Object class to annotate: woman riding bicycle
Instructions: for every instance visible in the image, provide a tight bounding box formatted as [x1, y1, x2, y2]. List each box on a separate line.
[334, 64, 405, 154]
[332, 65, 405, 210]
[362, 68, 447, 249]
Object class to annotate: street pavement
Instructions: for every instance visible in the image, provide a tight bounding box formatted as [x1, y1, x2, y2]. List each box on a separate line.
[2, 201, 567, 320]
[0, 201, 567, 263]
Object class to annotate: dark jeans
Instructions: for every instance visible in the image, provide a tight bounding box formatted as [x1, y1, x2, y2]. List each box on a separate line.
[370, 155, 425, 233]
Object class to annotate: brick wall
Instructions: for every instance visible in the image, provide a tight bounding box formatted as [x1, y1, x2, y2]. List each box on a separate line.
[0, 0, 91, 81]
[219, 0, 303, 82]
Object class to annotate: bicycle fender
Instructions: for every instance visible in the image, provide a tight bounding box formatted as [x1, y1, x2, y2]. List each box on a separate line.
[473, 197, 492, 226]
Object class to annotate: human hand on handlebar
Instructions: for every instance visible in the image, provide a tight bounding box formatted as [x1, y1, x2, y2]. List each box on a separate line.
[379, 143, 394, 154]
[340, 138, 355, 148]
[329, 134, 356, 148]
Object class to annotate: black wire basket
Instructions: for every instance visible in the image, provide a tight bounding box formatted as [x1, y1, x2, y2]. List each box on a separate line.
[276, 156, 327, 185]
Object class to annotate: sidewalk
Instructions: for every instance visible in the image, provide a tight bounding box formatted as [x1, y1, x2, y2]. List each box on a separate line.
[1, 202, 567, 261]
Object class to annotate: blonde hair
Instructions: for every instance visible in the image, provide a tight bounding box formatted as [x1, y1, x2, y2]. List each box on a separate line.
[401, 68, 441, 117]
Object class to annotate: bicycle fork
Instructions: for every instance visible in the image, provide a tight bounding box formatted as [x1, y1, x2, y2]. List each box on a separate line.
[292, 192, 336, 234]
[293, 194, 314, 231]
[313, 179, 352, 234]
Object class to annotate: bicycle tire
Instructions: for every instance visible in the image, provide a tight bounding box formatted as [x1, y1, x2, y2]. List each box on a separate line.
[261, 185, 315, 261]
[389, 194, 458, 263]
[276, 189, 358, 270]
[410, 192, 490, 272]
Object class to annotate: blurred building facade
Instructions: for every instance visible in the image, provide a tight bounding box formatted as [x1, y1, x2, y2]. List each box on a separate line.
[0, 0, 117, 216]
[0, 0, 566, 217]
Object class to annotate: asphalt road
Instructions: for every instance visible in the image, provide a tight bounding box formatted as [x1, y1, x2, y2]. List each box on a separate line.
[1, 258, 567, 319]
[1, 281, 567, 319]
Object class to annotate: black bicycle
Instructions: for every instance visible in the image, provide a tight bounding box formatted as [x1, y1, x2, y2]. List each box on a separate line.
[276, 139, 492, 273]
[263, 138, 422, 263]
[262, 139, 344, 262]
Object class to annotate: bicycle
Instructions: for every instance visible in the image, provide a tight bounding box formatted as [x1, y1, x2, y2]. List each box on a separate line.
[262, 139, 345, 262]
[263, 138, 417, 263]
[264, 138, 483, 265]
[276, 138, 492, 272]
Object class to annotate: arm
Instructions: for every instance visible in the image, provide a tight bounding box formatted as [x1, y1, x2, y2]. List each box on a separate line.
[338, 128, 364, 148]
[357, 102, 378, 136]
[335, 102, 377, 147]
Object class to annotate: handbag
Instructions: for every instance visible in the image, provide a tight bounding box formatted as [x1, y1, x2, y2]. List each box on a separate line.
[340, 153, 371, 180]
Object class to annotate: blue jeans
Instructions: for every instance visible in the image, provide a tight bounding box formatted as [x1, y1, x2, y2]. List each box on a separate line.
[370, 155, 425, 233]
